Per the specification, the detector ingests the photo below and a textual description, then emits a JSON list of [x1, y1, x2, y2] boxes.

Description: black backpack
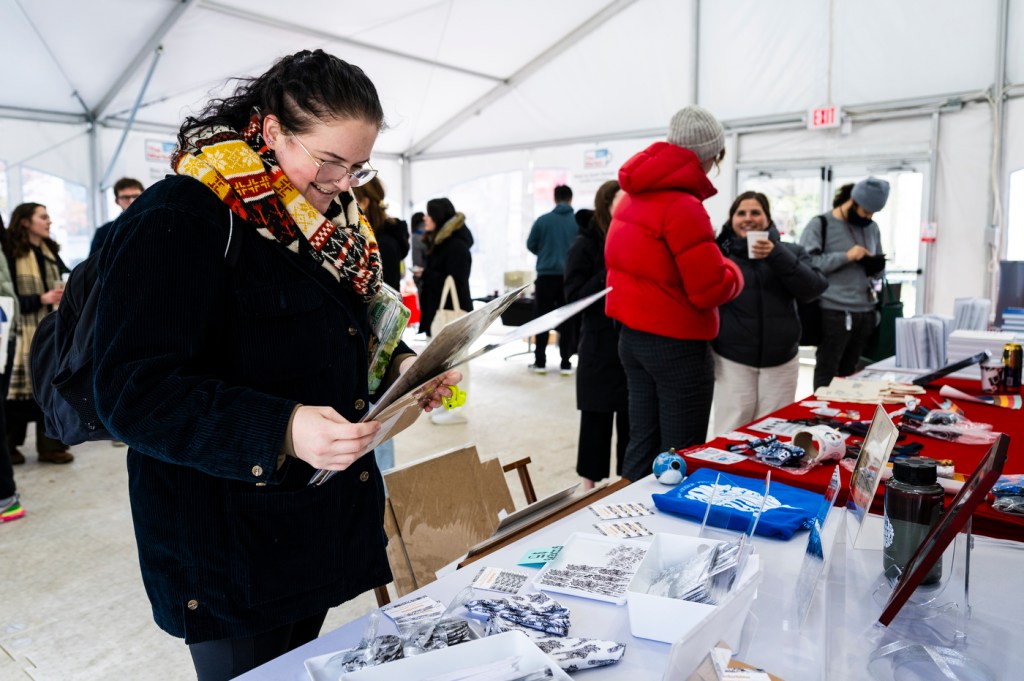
[[30, 212, 243, 445], [797, 215, 827, 346]]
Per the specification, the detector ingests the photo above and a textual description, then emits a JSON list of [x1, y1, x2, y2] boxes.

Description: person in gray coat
[[799, 178, 889, 389]]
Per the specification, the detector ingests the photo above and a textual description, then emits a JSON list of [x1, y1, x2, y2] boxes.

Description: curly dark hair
[[178, 49, 385, 145], [719, 191, 773, 239], [5, 203, 61, 259]]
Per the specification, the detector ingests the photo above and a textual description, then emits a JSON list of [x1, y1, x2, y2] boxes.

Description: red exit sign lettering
[[808, 105, 841, 130]]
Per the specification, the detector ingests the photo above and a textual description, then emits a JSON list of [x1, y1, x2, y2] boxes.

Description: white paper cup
[[746, 231, 769, 258]]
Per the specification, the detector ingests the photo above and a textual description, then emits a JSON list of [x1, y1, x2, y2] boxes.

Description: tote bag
[[430, 275, 467, 337], [863, 277, 903, 362]]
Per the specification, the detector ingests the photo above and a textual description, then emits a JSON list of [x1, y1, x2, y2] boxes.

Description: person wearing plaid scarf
[[92, 50, 459, 680]]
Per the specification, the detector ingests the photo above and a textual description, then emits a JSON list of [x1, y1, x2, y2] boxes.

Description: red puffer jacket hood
[[604, 142, 743, 340]]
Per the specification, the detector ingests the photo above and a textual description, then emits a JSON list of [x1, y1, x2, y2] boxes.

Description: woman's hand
[[290, 406, 381, 470], [420, 369, 463, 412], [40, 288, 63, 306], [846, 245, 870, 262], [749, 238, 774, 259]]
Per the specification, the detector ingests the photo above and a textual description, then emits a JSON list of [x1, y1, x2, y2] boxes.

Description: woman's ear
[[262, 115, 281, 147]]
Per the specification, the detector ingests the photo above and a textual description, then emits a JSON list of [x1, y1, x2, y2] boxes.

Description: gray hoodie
[[799, 213, 882, 313]]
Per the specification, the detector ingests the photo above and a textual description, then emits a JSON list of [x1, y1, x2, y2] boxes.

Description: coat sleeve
[[93, 205, 295, 484], [663, 196, 743, 310], [800, 216, 849, 274], [449, 242, 473, 312], [765, 243, 830, 303], [563, 237, 604, 303]]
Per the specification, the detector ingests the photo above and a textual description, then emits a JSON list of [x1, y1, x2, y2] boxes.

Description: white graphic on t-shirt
[[684, 483, 796, 513]]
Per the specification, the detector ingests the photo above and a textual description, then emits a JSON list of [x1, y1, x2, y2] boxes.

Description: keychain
[[441, 384, 467, 411]]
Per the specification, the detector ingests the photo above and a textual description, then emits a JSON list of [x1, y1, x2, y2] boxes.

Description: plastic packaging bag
[[367, 284, 411, 395]]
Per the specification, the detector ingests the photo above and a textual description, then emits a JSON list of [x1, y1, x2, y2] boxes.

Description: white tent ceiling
[[1, 0, 1020, 158], [2, 0, 1024, 316]]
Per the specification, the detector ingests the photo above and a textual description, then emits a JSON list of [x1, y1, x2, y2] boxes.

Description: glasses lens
[[349, 168, 378, 188], [315, 162, 348, 186]]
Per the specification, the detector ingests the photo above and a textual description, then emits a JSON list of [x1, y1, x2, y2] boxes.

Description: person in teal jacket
[[526, 184, 578, 374]]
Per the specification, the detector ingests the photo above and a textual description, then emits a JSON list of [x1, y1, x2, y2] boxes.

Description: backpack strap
[[818, 214, 828, 251]]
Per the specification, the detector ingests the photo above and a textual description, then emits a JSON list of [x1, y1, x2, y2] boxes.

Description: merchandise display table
[[680, 378, 1024, 541], [237, 476, 1024, 681]]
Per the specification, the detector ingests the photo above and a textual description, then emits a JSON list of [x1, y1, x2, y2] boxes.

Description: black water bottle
[[883, 457, 945, 585]]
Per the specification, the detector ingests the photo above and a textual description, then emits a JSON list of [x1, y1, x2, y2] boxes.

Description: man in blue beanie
[[526, 184, 578, 375], [800, 177, 890, 388]]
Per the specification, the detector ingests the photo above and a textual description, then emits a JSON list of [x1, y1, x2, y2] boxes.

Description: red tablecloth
[[678, 378, 1023, 541]]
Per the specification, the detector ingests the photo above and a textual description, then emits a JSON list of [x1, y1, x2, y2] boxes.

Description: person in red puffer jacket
[[605, 105, 743, 482]]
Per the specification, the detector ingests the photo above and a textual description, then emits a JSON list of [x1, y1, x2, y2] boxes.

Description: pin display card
[[593, 521, 653, 538], [472, 566, 529, 594], [589, 502, 653, 520]]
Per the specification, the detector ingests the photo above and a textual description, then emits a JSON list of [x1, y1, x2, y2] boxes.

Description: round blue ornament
[[652, 450, 687, 485]]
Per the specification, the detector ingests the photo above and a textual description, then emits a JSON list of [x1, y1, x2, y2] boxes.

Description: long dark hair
[[593, 180, 620, 235], [423, 198, 457, 252], [5, 203, 61, 259], [718, 191, 772, 239], [178, 49, 385, 145], [353, 176, 388, 229]]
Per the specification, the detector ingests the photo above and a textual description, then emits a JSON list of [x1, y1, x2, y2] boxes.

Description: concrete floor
[[0, 326, 813, 681]]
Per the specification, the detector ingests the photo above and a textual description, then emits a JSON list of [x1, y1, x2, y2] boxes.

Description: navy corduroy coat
[[93, 175, 396, 643]]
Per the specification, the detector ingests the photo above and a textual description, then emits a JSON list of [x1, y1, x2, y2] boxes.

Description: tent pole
[[401, 155, 412, 219], [89, 124, 104, 229], [100, 47, 164, 191], [691, 0, 700, 104], [921, 112, 940, 315], [987, 0, 1010, 308]]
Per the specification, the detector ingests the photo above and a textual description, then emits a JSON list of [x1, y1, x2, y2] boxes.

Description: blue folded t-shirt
[[652, 468, 823, 540]]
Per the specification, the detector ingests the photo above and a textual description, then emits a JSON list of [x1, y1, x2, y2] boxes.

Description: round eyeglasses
[[290, 135, 377, 188]]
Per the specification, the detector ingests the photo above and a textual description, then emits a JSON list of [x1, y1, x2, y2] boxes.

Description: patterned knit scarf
[[172, 113, 382, 300]]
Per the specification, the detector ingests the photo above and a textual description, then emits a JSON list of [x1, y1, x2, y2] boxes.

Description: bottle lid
[[891, 457, 938, 486]]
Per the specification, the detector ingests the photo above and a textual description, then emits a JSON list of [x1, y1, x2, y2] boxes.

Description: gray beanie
[[851, 177, 891, 213], [667, 105, 725, 164]]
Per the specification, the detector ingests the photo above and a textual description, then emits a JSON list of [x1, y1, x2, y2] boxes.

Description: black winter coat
[[564, 219, 627, 413], [375, 217, 410, 290], [712, 224, 828, 368], [419, 216, 473, 335], [93, 176, 402, 643]]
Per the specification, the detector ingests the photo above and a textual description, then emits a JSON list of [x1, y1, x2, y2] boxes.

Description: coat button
[[359, 471, 370, 482], [354, 399, 366, 411], [251, 465, 263, 477], [348, 326, 357, 336], [187, 599, 199, 611]]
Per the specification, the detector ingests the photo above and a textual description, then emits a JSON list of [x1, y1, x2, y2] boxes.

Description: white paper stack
[[1003, 308, 1024, 334], [947, 329, 1021, 365], [894, 315, 953, 368], [953, 297, 991, 331]]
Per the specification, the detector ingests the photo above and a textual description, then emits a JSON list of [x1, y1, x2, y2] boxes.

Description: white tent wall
[[932, 102, 995, 317], [1005, 97, 1024, 260]]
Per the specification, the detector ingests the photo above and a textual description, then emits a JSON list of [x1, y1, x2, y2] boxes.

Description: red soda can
[[1003, 343, 1023, 391]]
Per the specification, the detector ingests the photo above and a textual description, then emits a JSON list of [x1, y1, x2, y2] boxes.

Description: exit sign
[[808, 105, 841, 130]]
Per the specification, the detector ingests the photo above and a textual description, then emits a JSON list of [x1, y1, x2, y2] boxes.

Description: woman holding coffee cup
[[712, 192, 828, 432]]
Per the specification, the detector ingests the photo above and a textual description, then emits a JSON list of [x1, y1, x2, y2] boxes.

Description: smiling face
[[730, 198, 769, 238], [263, 115, 379, 214]]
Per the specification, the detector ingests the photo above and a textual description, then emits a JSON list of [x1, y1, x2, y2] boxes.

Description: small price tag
[[518, 546, 563, 567]]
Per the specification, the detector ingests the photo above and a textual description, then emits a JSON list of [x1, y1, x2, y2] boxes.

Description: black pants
[[576, 410, 629, 482], [188, 611, 327, 681], [618, 327, 713, 482], [532, 274, 576, 366], [5, 398, 67, 456], [0, 338, 16, 499], [813, 309, 877, 389]]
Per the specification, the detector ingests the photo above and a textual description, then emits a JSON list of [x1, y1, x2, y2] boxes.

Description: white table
[[237, 476, 1024, 681]]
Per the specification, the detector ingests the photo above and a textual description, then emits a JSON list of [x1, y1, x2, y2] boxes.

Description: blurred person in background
[[564, 180, 629, 490], [3, 203, 72, 466], [0, 212, 24, 521]]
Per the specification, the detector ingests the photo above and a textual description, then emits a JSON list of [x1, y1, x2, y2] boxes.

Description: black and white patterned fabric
[[466, 592, 571, 637]]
